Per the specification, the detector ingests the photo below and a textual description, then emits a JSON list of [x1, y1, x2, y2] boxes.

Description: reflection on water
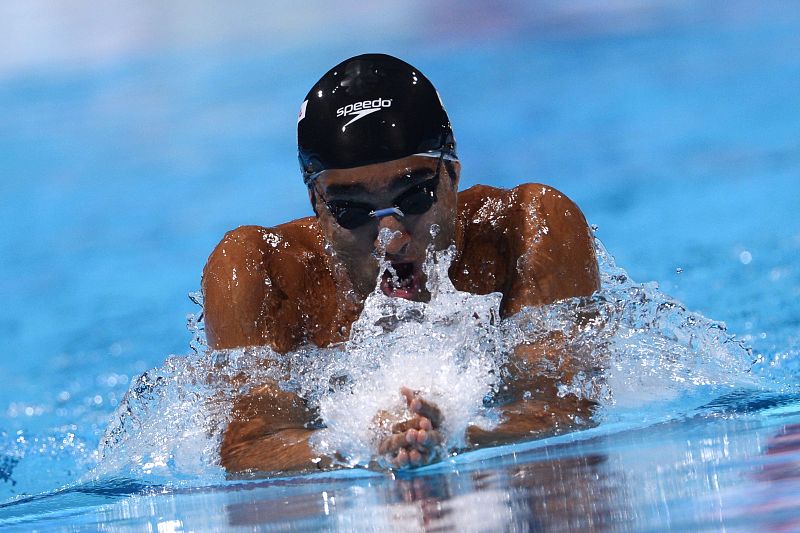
[[15, 398, 787, 532], [755, 423, 800, 482], [218, 408, 800, 532], [3, 394, 798, 530], [729, 423, 800, 532]]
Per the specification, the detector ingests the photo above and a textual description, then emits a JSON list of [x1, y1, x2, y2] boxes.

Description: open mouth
[[380, 262, 421, 299]]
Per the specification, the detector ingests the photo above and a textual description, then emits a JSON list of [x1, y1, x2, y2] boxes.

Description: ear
[[308, 187, 319, 217]]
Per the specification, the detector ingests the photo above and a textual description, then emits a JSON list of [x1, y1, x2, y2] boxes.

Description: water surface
[[1, 1, 799, 530]]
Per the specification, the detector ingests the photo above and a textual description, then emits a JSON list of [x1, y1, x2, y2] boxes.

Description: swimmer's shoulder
[[203, 217, 328, 300], [457, 182, 584, 221], [202, 217, 330, 351], [206, 217, 325, 262], [455, 182, 599, 310], [457, 182, 585, 244]]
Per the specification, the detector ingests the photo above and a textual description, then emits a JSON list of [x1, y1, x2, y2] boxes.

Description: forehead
[[315, 154, 438, 196]]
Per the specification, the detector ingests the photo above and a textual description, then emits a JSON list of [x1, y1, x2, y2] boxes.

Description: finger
[[399, 387, 443, 427], [400, 386, 417, 404], [394, 448, 409, 468], [415, 429, 444, 451], [416, 429, 428, 446], [410, 398, 443, 427], [391, 416, 431, 433], [419, 428, 444, 449], [378, 432, 407, 455], [408, 448, 424, 466]]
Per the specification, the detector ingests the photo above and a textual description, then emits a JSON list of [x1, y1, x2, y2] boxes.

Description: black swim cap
[[298, 53, 456, 184]]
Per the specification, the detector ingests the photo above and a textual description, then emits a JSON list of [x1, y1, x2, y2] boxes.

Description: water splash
[[93, 236, 777, 479], [507, 239, 767, 420], [92, 319, 283, 484], [306, 243, 509, 467]]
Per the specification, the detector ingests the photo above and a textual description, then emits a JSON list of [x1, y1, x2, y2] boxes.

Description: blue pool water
[[2, 1, 800, 530]]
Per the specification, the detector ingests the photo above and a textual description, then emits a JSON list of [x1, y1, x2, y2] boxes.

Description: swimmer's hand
[[376, 387, 444, 469]]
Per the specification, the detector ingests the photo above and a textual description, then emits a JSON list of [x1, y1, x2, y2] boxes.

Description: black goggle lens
[[325, 175, 439, 230], [396, 177, 438, 215], [328, 203, 373, 229]]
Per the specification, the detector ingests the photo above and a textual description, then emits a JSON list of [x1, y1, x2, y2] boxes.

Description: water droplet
[[739, 251, 752, 265]]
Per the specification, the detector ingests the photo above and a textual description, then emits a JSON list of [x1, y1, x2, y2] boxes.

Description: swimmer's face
[[310, 154, 460, 301]]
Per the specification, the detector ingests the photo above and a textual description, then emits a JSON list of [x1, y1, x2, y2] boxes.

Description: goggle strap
[[307, 151, 457, 183]]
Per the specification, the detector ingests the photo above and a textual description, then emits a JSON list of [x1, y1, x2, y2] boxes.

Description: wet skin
[[309, 154, 459, 301], [203, 154, 601, 474]]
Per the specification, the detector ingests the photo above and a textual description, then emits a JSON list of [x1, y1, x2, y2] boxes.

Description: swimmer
[[203, 54, 600, 473]]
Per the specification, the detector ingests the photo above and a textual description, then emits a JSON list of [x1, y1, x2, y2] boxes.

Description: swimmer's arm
[[203, 225, 340, 473], [205, 233, 324, 473], [466, 333, 597, 448], [220, 381, 332, 474], [465, 186, 600, 446], [466, 390, 595, 448]]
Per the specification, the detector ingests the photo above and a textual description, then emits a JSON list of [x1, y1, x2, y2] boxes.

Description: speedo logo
[[336, 98, 392, 129]]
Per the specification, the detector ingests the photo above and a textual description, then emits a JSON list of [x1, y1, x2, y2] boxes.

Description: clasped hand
[[375, 387, 445, 469]]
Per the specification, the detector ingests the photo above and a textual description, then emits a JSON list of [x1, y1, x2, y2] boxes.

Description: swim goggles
[[313, 151, 455, 230]]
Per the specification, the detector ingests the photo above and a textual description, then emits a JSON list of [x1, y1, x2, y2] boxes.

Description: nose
[[374, 215, 411, 257]]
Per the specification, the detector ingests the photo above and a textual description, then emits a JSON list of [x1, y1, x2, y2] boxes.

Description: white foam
[[306, 244, 509, 467], [95, 235, 770, 479]]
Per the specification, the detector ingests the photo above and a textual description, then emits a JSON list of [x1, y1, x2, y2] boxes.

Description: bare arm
[[453, 183, 599, 314], [202, 224, 337, 473], [467, 333, 597, 448], [375, 185, 602, 463], [202, 225, 309, 352], [220, 381, 327, 474], [376, 335, 597, 463], [458, 184, 601, 447]]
